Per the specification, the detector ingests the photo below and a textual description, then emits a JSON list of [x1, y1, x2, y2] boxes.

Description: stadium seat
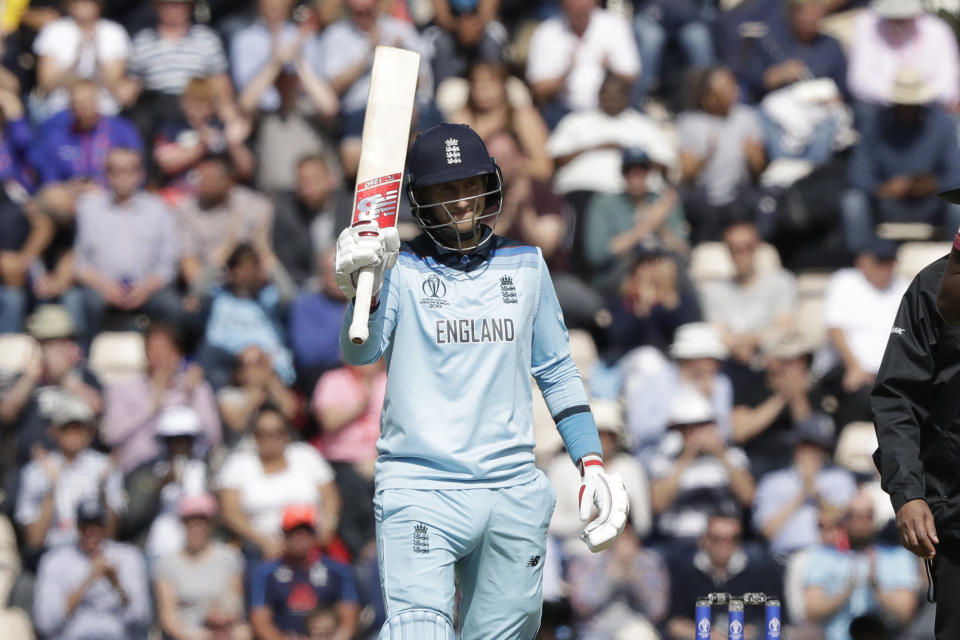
[[895, 241, 951, 283], [688, 241, 782, 286], [834, 422, 878, 476], [794, 271, 833, 351], [876, 222, 936, 242], [0, 334, 37, 377], [88, 331, 147, 384], [568, 329, 598, 382]]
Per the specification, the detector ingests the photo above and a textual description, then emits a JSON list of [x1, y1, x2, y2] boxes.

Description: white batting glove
[[334, 220, 400, 300], [578, 454, 629, 552]]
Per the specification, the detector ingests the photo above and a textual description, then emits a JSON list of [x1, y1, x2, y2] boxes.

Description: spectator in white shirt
[[525, 0, 640, 129], [32, 0, 131, 119], [820, 238, 909, 428]]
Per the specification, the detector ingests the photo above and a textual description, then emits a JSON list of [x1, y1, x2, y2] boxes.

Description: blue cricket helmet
[[406, 123, 503, 252]]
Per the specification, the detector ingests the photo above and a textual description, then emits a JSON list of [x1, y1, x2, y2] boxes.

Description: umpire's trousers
[[933, 544, 960, 639]]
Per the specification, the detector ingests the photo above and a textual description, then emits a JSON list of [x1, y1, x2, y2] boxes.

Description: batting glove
[[334, 220, 400, 300], [578, 454, 629, 552]]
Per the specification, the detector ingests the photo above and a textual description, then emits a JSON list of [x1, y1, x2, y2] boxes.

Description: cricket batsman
[[334, 123, 629, 639]]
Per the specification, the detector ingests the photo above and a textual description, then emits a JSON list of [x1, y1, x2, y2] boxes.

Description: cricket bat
[[348, 46, 421, 345]]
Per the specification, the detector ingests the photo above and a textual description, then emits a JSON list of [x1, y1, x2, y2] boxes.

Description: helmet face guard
[[407, 165, 503, 253]]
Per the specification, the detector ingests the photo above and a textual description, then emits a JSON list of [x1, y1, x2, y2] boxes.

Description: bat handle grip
[[349, 268, 376, 344]]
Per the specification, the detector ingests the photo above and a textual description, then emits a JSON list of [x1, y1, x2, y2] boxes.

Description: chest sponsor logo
[[500, 275, 518, 304], [420, 274, 449, 309], [436, 318, 515, 344]]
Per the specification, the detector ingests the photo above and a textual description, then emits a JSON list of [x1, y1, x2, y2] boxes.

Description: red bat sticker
[[354, 172, 403, 228]]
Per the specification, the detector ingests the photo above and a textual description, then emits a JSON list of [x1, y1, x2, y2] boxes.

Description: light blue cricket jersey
[[340, 234, 600, 491]]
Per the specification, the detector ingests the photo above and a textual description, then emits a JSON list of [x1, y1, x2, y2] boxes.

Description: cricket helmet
[[406, 123, 503, 251]]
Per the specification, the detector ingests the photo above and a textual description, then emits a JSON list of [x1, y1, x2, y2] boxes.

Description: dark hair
[[685, 65, 724, 111], [252, 402, 289, 433], [144, 321, 185, 355], [226, 243, 259, 270], [197, 152, 235, 177], [296, 153, 329, 171]]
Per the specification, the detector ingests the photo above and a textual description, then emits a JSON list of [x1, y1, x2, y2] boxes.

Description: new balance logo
[[413, 522, 430, 554], [526, 555, 541, 567]]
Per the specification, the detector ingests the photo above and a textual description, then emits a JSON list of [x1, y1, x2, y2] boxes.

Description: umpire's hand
[[897, 499, 939, 559]]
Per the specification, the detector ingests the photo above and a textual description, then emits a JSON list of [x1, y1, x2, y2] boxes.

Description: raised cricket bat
[[348, 46, 421, 345]]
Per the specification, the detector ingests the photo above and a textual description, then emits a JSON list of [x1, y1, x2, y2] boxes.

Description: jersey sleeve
[[340, 266, 400, 365], [530, 252, 601, 464]]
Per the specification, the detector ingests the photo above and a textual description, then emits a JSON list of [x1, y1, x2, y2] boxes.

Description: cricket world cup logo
[[729, 619, 744, 640], [697, 619, 711, 637], [423, 275, 447, 298], [768, 617, 781, 638]]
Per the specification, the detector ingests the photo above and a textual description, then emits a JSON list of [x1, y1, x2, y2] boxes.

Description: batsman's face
[[420, 175, 487, 233]]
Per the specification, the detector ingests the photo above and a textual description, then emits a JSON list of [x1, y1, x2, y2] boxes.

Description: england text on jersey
[[435, 318, 515, 344]]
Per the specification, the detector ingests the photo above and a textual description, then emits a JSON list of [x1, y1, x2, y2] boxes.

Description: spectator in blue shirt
[[842, 67, 960, 253], [34, 80, 143, 186], [0, 91, 36, 193], [288, 250, 347, 393], [250, 503, 360, 640]]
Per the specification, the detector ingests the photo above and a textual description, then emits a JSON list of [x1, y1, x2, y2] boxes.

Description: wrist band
[[578, 454, 604, 477]]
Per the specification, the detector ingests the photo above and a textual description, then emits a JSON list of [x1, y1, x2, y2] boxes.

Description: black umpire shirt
[[873, 256, 960, 545]]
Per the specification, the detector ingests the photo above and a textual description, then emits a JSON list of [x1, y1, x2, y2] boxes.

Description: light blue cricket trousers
[[374, 471, 557, 640]]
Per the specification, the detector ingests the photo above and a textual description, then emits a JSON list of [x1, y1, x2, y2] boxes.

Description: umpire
[[873, 188, 960, 639]]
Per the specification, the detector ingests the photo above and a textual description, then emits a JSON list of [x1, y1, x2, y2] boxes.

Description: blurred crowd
[[0, 0, 957, 638]]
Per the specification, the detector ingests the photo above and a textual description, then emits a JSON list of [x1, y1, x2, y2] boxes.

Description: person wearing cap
[[33, 497, 149, 640], [0, 304, 103, 474], [700, 218, 797, 370], [648, 386, 755, 541], [847, 0, 959, 107], [15, 392, 124, 553], [154, 492, 250, 640], [872, 243, 960, 637], [821, 237, 909, 427], [623, 322, 733, 461], [101, 321, 219, 473], [842, 66, 960, 254], [753, 412, 856, 557], [250, 503, 359, 640], [731, 331, 828, 477], [334, 121, 628, 639], [583, 145, 686, 294], [799, 489, 921, 640], [547, 399, 652, 556]]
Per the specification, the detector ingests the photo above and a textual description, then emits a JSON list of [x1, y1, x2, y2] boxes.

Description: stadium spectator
[[248, 58, 338, 195], [424, 0, 506, 85], [153, 77, 255, 204], [0, 191, 49, 334], [125, 406, 211, 560], [583, 147, 685, 294], [287, 250, 347, 393], [547, 399, 651, 555], [196, 244, 295, 389], [314, 0, 431, 179], [842, 67, 960, 253], [0, 514, 32, 640], [664, 511, 781, 640], [677, 66, 766, 243], [124, 0, 233, 141], [648, 386, 754, 541], [67, 147, 181, 343], [304, 606, 342, 640], [565, 520, 667, 639], [800, 490, 920, 640], [153, 493, 249, 640], [753, 414, 857, 557], [622, 322, 730, 460], [547, 73, 672, 207], [32, 0, 131, 119], [847, 0, 960, 108], [230, 0, 309, 114], [525, 0, 639, 128], [28, 185, 80, 310], [250, 503, 359, 640], [33, 498, 150, 640], [820, 238, 908, 428], [175, 153, 279, 296], [217, 405, 340, 567], [0, 305, 102, 481], [271, 156, 350, 287], [34, 80, 143, 185], [14, 393, 124, 553], [630, 0, 715, 104], [699, 218, 797, 368], [732, 332, 826, 478], [447, 61, 553, 180], [217, 345, 299, 447], [0, 89, 36, 192], [101, 322, 219, 472]]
